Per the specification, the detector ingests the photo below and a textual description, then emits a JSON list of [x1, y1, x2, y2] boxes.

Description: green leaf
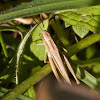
[[64, 22, 71, 28], [72, 25, 89, 38], [59, 5, 100, 34], [24, 86, 36, 99], [0, 0, 100, 23], [31, 20, 49, 61]]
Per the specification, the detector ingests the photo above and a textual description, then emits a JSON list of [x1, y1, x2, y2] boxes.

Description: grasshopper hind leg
[[48, 56, 61, 83]]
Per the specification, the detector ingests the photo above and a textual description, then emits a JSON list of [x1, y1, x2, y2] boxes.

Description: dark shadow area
[[35, 76, 100, 100]]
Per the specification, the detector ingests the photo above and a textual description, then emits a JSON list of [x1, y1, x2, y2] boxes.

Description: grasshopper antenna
[[40, 14, 45, 30], [33, 18, 44, 32]]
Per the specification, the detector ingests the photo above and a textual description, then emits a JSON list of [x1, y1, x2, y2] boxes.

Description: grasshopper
[[34, 19, 80, 85]]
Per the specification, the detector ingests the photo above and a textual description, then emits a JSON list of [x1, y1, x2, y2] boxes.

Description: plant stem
[[1, 64, 52, 100], [67, 33, 100, 57], [0, 87, 33, 100], [73, 57, 100, 67]]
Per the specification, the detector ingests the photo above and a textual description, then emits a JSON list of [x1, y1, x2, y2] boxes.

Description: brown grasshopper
[[34, 19, 80, 85]]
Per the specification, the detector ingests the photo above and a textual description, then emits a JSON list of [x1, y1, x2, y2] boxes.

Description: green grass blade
[[0, 0, 100, 23], [9, 21, 28, 34], [0, 87, 33, 100], [16, 24, 37, 84], [76, 66, 100, 90], [0, 32, 8, 58], [0, 26, 17, 32]]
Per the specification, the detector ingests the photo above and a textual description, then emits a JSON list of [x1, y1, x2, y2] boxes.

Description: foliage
[[0, 0, 100, 100]]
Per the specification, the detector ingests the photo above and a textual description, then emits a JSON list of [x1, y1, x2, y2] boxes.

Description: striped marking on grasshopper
[[35, 20, 80, 85]]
